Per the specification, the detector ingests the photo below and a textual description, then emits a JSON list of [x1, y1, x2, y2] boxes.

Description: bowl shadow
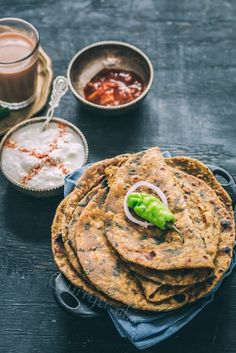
[[73, 97, 154, 161], [3, 183, 62, 244]]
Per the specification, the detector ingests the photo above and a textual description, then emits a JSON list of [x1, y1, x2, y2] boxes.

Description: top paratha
[[105, 147, 214, 271]]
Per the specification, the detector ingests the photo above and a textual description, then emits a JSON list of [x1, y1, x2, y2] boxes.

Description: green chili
[[127, 192, 183, 241], [0, 107, 10, 118]]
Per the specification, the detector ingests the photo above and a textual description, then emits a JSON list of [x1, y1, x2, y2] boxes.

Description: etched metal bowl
[[0, 117, 89, 198], [67, 41, 154, 115]]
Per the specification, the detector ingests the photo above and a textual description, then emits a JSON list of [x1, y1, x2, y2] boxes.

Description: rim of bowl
[[67, 40, 154, 110], [0, 117, 89, 193]]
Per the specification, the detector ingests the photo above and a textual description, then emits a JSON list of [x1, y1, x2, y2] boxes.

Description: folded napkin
[[64, 153, 236, 350]]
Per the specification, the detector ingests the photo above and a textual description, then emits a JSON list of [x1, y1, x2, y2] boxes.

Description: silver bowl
[[0, 117, 89, 197], [67, 41, 154, 115]]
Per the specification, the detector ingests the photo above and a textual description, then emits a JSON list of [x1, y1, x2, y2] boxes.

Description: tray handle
[[207, 164, 236, 209], [53, 273, 100, 318]]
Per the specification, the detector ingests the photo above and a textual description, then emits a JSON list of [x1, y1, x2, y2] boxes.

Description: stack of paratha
[[51, 147, 235, 311]]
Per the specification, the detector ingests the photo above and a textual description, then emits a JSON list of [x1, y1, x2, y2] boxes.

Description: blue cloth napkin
[[64, 154, 236, 350]]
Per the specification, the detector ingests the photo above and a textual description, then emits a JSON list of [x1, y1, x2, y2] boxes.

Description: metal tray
[[53, 164, 236, 318]]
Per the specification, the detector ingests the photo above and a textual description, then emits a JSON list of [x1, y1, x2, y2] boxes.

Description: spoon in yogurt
[[42, 76, 68, 131]]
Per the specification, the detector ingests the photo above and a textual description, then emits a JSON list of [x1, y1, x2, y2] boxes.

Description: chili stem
[[167, 223, 184, 243]]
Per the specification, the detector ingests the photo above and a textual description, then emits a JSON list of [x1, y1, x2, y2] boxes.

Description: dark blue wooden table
[[1, 1, 236, 352]]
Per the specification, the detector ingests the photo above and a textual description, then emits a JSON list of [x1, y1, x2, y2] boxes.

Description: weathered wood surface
[[1, 0, 236, 352]]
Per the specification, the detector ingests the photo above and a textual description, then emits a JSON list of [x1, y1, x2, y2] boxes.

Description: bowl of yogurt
[[0, 117, 88, 197]]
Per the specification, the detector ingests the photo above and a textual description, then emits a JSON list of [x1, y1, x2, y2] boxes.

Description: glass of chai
[[0, 18, 40, 110]]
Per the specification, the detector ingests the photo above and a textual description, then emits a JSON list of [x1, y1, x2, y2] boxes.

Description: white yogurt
[[1, 121, 86, 190]]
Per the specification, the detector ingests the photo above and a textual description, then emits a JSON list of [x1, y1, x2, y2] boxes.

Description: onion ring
[[123, 181, 168, 228]]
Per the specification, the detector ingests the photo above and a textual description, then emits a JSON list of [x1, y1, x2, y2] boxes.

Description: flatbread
[[51, 195, 122, 307], [160, 199, 235, 307], [135, 159, 235, 305], [51, 148, 235, 312], [64, 162, 195, 303], [132, 169, 224, 286], [105, 147, 214, 271], [166, 157, 232, 209], [138, 276, 189, 303], [104, 154, 233, 289], [55, 153, 130, 284], [64, 182, 106, 275], [75, 188, 197, 311], [75, 185, 235, 311]]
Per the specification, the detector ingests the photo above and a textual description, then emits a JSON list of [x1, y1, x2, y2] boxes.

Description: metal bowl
[[67, 41, 154, 115], [0, 117, 89, 198]]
